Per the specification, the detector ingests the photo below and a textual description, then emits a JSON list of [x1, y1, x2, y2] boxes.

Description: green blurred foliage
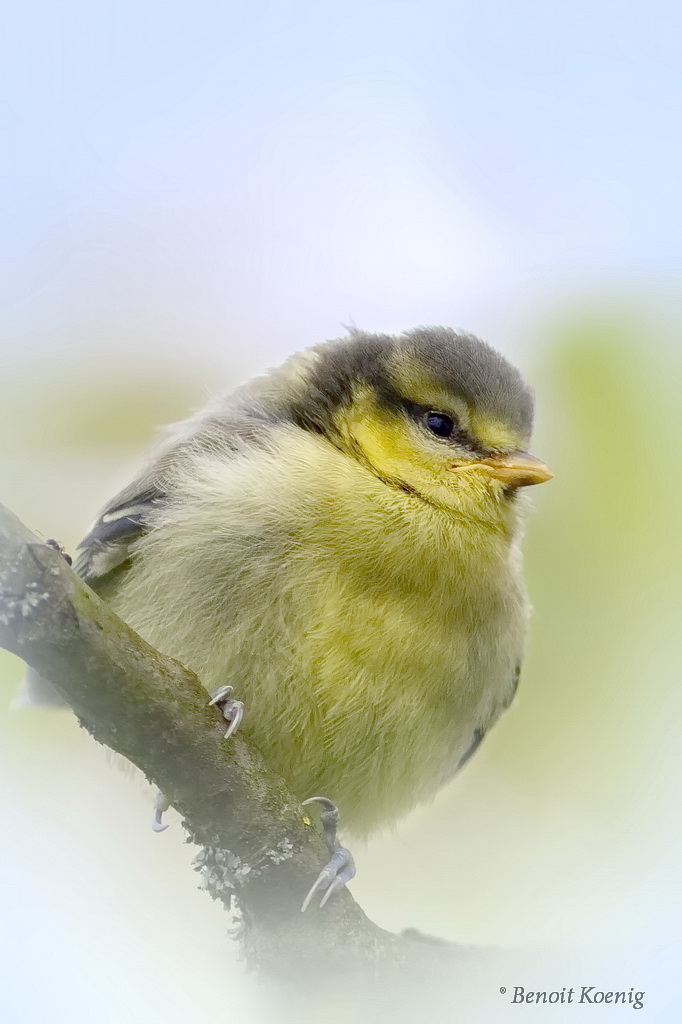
[[495, 314, 682, 814], [2, 364, 206, 452]]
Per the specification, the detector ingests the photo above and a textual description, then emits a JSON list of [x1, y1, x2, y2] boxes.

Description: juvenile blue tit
[[23, 327, 551, 904]]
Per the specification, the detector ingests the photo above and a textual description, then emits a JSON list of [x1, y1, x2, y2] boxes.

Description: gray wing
[[74, 399, 277, 590], [17, 399, 276, 706], [74, 483, 167, 588], [17, 480, 168, 707]]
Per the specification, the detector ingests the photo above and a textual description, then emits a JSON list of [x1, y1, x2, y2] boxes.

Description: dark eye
[[424, 411, 456, 439]]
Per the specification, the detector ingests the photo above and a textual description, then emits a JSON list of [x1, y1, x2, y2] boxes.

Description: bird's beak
[[455, 451, 554, 488]]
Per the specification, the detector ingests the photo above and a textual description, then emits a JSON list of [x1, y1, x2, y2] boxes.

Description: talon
[[319, 871, 352, 908], [223, 701, 244, 739], [302, 795, 339, 815], [301, 870, 332, 913], [209, 685, 245, 739], [152, 791, 170, 833], [300, 796, 356, 912], [208, 684, 234, 706]]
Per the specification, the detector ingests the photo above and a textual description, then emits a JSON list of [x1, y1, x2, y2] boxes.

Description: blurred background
[[1, 1, 681, 1020]]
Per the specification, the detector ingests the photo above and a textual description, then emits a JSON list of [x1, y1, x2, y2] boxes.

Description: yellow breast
[[110, 427, 528, 836]]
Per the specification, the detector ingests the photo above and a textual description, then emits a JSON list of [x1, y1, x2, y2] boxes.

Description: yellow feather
[[108, 423, 529, 837]]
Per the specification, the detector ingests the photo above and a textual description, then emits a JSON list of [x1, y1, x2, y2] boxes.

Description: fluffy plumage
[[26, 327, 546, 837]]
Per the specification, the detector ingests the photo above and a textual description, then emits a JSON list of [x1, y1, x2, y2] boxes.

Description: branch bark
[[0, 501, 460, 978]]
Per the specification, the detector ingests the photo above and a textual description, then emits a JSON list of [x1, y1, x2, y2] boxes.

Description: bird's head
[[270, 326, 552, 527]]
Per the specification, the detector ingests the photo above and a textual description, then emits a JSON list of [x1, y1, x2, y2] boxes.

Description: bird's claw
[[301, 846, 356, 911], [152, 685, 245, 832], [300, 796, 356, 912], [209, 685, 245, 739]]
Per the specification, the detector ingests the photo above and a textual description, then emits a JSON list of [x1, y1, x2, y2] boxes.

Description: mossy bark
[[0, 502, 459, 978]]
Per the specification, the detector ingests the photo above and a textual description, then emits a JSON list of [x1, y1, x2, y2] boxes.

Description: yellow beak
[[455, 451, 554, 488]]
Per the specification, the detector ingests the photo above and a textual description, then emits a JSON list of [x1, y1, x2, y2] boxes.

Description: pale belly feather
[[240, 564, 526, 837], [109, 434, 528, 837]]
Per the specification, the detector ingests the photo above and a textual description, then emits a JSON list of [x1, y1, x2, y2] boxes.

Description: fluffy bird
[[25, 326, 552, 905]]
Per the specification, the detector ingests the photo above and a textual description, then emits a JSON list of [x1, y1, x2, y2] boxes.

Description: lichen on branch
[[0, 501, 456, 976]]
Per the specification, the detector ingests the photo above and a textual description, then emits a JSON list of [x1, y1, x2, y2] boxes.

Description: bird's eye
[[424, 412, 456, 439]]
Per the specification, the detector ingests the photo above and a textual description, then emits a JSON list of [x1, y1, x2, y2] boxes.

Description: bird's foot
[[208, 684, 245, 739], [300, 796, 356, 912], [152, 685, 245, 831]]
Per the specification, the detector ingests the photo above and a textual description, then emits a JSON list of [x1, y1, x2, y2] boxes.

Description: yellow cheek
[[335, 389, 441, 486], [359, 423, 439, 490]]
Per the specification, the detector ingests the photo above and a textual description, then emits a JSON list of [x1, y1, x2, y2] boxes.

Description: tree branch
[[0, 501, 460, 978]]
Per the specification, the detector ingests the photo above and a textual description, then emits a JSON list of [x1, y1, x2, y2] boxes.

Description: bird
[[22, 326, 552, 907]]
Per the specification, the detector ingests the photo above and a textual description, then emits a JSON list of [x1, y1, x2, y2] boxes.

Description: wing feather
[[74, 486, 166, 586]]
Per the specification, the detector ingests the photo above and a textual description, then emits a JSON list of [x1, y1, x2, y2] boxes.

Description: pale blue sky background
[[1, 0, 680, 378], [1, 2, 681, 1021]]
